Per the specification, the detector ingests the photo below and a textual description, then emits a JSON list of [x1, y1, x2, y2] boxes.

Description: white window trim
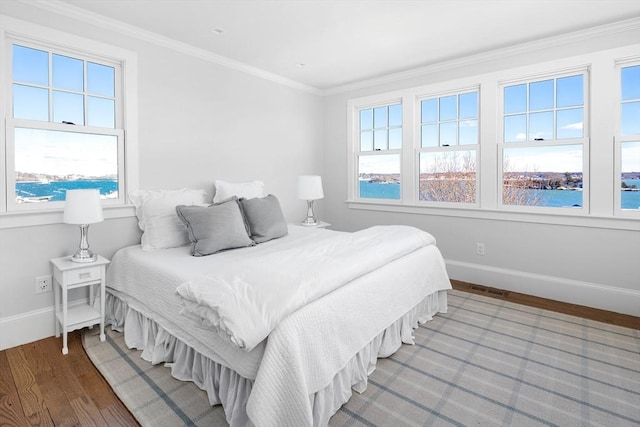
[[415, 85, 481, 208], [0, 15, 138, 229], [346, 44, 640, 231], [497, 66, 590, 214], [614, 56, 640, 219]]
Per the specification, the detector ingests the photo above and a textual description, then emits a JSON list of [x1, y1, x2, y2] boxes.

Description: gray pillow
[[176, 197, 254, 256], [239, 194, 288, 243]]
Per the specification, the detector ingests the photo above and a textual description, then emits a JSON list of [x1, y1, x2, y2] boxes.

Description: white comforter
[[176, 225, 436, 352]]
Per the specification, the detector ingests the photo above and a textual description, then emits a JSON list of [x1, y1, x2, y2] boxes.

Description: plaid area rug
[[83, 290, 640, 426]]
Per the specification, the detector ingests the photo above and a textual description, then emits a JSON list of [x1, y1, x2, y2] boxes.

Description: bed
[[104, 186, 451, 426]]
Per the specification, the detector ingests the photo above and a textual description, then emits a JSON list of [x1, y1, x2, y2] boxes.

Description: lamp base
[[301, 200, 319, 226], [301, 218, 319, 226], [70, 249, 97, 263], [71, 224, 97, 262]]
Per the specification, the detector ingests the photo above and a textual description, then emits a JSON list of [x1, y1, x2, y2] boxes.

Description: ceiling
[[52, 0, 640, 91]]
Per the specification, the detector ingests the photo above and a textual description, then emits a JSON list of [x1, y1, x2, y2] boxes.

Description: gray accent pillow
[[176, 197, 254, 256], [239, 194, 288, 243]]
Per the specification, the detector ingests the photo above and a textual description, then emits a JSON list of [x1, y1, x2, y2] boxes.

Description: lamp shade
[[63, 189, 104, 225], [297, 175, 324, 200]]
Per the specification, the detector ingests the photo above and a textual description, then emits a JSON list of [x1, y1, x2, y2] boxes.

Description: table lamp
[[63, 189, 104, 263], [297, 175, 324, 226]]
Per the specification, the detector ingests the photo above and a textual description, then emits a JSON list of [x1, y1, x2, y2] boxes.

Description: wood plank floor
[[0, 329, 139, 427], [1, 282, 637, 426]]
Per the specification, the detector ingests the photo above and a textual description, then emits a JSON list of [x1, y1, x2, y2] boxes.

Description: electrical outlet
[[476, 242, 486, 256], [35, 275, 52, 294]]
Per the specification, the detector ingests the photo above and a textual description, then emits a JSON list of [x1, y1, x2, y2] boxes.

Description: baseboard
[[0, 299, 88, 351], [446, 259, 640, 317]]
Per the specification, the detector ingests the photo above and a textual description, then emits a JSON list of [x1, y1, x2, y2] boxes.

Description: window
[[418, 89, 479, 204], [500, 71, 587, 210], [617, 63, 640, 213], [356, 102, 402, 200], [7, 40, 123, 211], [1, 17, 137, 224], [347, 43, 638, 228]]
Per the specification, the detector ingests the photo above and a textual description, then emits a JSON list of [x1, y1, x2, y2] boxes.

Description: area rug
[[83, 289, 640, 426]]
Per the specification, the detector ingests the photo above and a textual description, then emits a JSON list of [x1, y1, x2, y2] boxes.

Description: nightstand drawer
[[64, 265, 102, 285]]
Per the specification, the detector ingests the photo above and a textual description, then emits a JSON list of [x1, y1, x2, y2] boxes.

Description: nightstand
[[51, 255, 110, 355], [296, 221, 331, 229]]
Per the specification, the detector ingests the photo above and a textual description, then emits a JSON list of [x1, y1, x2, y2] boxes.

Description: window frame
[[497, 67, 590, 214], [614, 57, 640, 218], [349, 96, 405, 203], [0, 15, 138, 228], [416, 86, 480, 208]]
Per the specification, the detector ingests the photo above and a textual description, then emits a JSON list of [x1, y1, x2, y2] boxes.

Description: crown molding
[[323, 16, 640, 96], [19, 0, 322, 96]]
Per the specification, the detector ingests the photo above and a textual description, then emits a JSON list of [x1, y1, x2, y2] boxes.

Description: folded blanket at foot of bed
[[176, 225, 437, 352]]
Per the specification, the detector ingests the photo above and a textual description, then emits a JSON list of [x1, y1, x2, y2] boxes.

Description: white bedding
[[106, 224, 452, 426], [177, 225, 436, 352]]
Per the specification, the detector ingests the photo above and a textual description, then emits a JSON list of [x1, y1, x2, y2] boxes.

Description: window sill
[[0, 204, 136, 229], [346, 200, 640, 231]]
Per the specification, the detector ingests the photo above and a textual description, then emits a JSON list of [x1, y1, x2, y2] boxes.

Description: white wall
[[0, 2, 323, 349], [322, 25, 640, 316]]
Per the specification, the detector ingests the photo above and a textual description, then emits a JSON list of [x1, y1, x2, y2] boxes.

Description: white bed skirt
[[105, 290, 448, 426]]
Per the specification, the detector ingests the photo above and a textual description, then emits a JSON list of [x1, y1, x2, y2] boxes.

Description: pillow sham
[[129, 188, 207, 250], [239, 194, 288, 243], [176, 197, 254, 256], [213, 180, 264, 203]]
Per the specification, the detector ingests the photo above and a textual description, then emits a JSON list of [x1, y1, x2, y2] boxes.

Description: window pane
[[12, 45, 48, 85], [421, 124, 438, 147], [360, 131, 373, 151], [15, 128, 118, 203], [459, 120, 478, 145], [373, 106, 387, 128], [87, 62, 115, 97], [13, 84, 49, 121], [374, 129, 387, 150], [53, 91, 84, 125], [439, 95, 457, 121], [440, 122, 457, 146], [504, 84, 526, 114], [503, 145, 583, 207], [557, 108, 583, 139], [358, 154, 400, 200], [53, 54, 83, 91], [529, 79, 554, 111], [389, 128, 402, 150], [529, 111, 553, 141], [87, 97, 115, 128], [421, 98, 437, 123], [621, 141, 640, 210], [621, 102, 640, 136], [360, 109, 373, 130], [459, 92, 478, 119], [557, 75, 583, 108], [504, 114, 526, 142], [621, 65, 640, 101], [388, 104, 402, 127], [419, 151, 476, 203]]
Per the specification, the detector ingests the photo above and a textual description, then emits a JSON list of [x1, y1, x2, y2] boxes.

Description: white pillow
[[213, 180, 264, 203], [129, 188, 207, 250]]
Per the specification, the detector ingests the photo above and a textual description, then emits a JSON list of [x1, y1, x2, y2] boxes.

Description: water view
[[359, 179, 640, 209], [16, 179, 117, 203]]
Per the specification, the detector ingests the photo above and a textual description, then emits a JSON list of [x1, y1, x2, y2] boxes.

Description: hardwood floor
[[451, 279, 640, 330], [0, 329, 139, 427], [1, 283, 637, 426]]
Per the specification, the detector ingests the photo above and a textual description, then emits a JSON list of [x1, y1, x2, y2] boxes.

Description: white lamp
[[63, 189, 104, 263], [297, 175, 324, 226]]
